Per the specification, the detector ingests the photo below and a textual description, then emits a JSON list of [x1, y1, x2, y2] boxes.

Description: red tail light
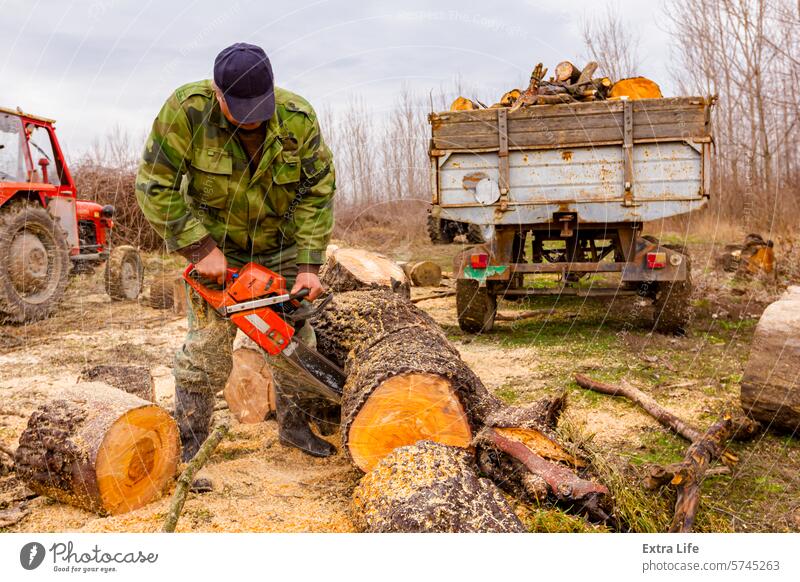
[[646, 252, 666, 269], [470, 253, 489, 268]]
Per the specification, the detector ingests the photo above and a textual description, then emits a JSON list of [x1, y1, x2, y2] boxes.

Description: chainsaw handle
[[289, 288, 310, 302]]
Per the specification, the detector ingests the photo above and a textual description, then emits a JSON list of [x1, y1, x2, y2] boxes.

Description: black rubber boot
[[275, 387, 336, 458], [174, 388, 215, 492]]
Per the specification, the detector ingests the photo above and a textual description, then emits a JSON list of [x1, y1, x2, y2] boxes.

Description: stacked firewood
[[450, 60, 662, 112]]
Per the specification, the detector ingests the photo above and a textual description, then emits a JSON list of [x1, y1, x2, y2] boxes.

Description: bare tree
[[581, 3, 641, 80]]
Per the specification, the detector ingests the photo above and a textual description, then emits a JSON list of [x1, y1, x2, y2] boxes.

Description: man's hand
[[194, 246, 228, 285], [291, 271, 323, 301]]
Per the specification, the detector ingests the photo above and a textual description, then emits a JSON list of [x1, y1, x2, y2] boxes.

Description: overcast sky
[[1, 0, 673, 160]]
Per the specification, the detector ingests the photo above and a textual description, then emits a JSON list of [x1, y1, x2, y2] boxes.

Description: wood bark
[[14, 383, 179, 515], [319, 248, 410, 298], [741, 288, 800, 433], [79, 365, 156, 403], [352, 441, 525, 533]]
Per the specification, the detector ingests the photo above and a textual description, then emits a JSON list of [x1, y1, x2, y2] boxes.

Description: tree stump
[[352, 441, 525, 533], [14, 383, 179, 515], [224, 348, 275, 424], [741, 287, 800, 434], [319, 248, 409, 298], [79, 365, 156, 403]]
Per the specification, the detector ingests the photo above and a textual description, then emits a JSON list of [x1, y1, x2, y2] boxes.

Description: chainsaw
[[183, 262, 344, 403]]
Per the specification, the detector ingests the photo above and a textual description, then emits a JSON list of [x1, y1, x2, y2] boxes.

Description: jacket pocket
[[189, 147, 232, 208], [273, 150, 301, 185]]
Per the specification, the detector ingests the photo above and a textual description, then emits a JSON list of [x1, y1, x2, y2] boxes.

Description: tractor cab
[[0, 106, 143, 323]]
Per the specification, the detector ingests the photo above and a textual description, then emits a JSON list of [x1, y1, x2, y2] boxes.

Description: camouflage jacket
[[135, 79, 335, 264]]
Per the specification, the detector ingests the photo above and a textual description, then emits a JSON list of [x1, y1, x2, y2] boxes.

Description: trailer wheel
[[105, 245, 143, 301], [427, 215, 454, 245], [456, 278, 496, 334], [0, 201, 71, 323], [465, 224, 485, 244], [652, 248, 692, 335]]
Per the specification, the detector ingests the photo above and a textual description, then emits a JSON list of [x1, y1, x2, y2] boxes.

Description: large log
[[351, 441, 525, 532], [741, 287, 800, 434], [79, 365, 156, 403], [319, 248, 409, 298], [14, 383, 179, 515]]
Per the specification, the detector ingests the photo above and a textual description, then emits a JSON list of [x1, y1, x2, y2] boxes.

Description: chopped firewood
[[14, 383, 180, 515], [555, 61, 582, 83]]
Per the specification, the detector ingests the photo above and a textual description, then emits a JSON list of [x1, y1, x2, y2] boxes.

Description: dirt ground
[[1, 236, 799, 533]]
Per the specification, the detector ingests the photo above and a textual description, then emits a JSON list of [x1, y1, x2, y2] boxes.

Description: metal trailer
[[428, 96, 714, 333]]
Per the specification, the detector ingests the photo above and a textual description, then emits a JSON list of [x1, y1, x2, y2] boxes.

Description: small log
[[162, 422, 229, 533], [402, 261, 442, 287], [319, 248, 410, 298], [224, 348, 275, 424], [14, 383, 180, 515], [555, 61, 581, 83], [741, 287, 800, 434], [79, 365, 156, 403], [351, 441, 525, 533], [495, 309, 577, 322]]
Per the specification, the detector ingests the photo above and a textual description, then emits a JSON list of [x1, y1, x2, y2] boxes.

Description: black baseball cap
[[213, 43, 275, 124]]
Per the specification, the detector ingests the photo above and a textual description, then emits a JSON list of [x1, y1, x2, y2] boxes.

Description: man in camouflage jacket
[[135, 43, 337, 482]]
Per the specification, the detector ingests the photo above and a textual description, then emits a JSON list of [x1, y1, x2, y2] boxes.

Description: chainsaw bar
[[222, 292, 294, 315], [277, 339, 345, 403]]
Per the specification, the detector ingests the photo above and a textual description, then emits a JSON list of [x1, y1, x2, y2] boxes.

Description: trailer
[[428, 96, 714, 333]]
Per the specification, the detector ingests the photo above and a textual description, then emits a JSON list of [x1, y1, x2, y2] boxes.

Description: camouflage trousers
[[173, 244, 317, 459]]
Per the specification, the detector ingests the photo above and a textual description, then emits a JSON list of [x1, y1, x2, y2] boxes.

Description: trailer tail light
[[646, 251, 667, 269], [470, 253, 489, 268]]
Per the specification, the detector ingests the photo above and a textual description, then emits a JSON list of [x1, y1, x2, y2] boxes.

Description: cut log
[[609, 77, 663, 100], [555, 61, 581, 83], [450, 96, 478, 111], [319, 248, 409, 298], [148, 273, 175, 309], [14, 383, 179, 515], [741, 287, 800, 434], [402, 261, 442, 287], [79, 365, 155, 403], [224, 348, 275, 424], [312, 289, 499, 471], [351, 441, 525, 533], [171, 276, 187, 315]]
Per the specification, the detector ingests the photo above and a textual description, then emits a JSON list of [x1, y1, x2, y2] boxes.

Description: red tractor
[[0, 106, 143, 323]]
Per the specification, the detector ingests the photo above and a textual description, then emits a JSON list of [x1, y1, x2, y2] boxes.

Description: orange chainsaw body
[[183, 263, 296, 355]]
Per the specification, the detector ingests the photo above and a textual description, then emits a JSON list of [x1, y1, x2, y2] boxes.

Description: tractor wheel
[[105, 245, 143, 301], [0, 201, 71, 323], [652, 247, 693, 335], [465, 223, 485, 244], [456, 278, 497, 334], [427, 215, 454, 245]]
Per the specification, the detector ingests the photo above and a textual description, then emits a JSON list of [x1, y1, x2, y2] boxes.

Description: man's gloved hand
[[195, 246, 228, 285], [291, 271, 323, 300]]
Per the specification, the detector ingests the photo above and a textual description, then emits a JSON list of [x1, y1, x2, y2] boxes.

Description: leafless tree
[[581, 3, 641, 80]]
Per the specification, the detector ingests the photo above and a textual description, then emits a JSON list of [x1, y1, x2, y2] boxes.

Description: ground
[[1, 234, 798, 533]]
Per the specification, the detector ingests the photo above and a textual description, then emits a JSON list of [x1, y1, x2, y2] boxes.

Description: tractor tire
[[456, 278, 497, 334], [105, 245, 143, 301], [465, 223, 485, 244], [652, 247, 693, 335], [0, 201, 71, 323], [427, 215, 454, 245]]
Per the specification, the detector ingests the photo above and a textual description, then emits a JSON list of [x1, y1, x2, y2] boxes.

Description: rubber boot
[[275, 387, 336, 458], [174, 388, 215, 492]]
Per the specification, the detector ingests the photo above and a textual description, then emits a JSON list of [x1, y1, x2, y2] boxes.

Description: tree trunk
[[79, 365, 156, 403], [319, 248, 410, 298], [741, 288, 800, 433], [14, 383, 179, 515], [352, 441, 525, 532]]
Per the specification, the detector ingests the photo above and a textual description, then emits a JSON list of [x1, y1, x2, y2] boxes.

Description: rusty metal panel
[[436, 141, 707, 225]]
